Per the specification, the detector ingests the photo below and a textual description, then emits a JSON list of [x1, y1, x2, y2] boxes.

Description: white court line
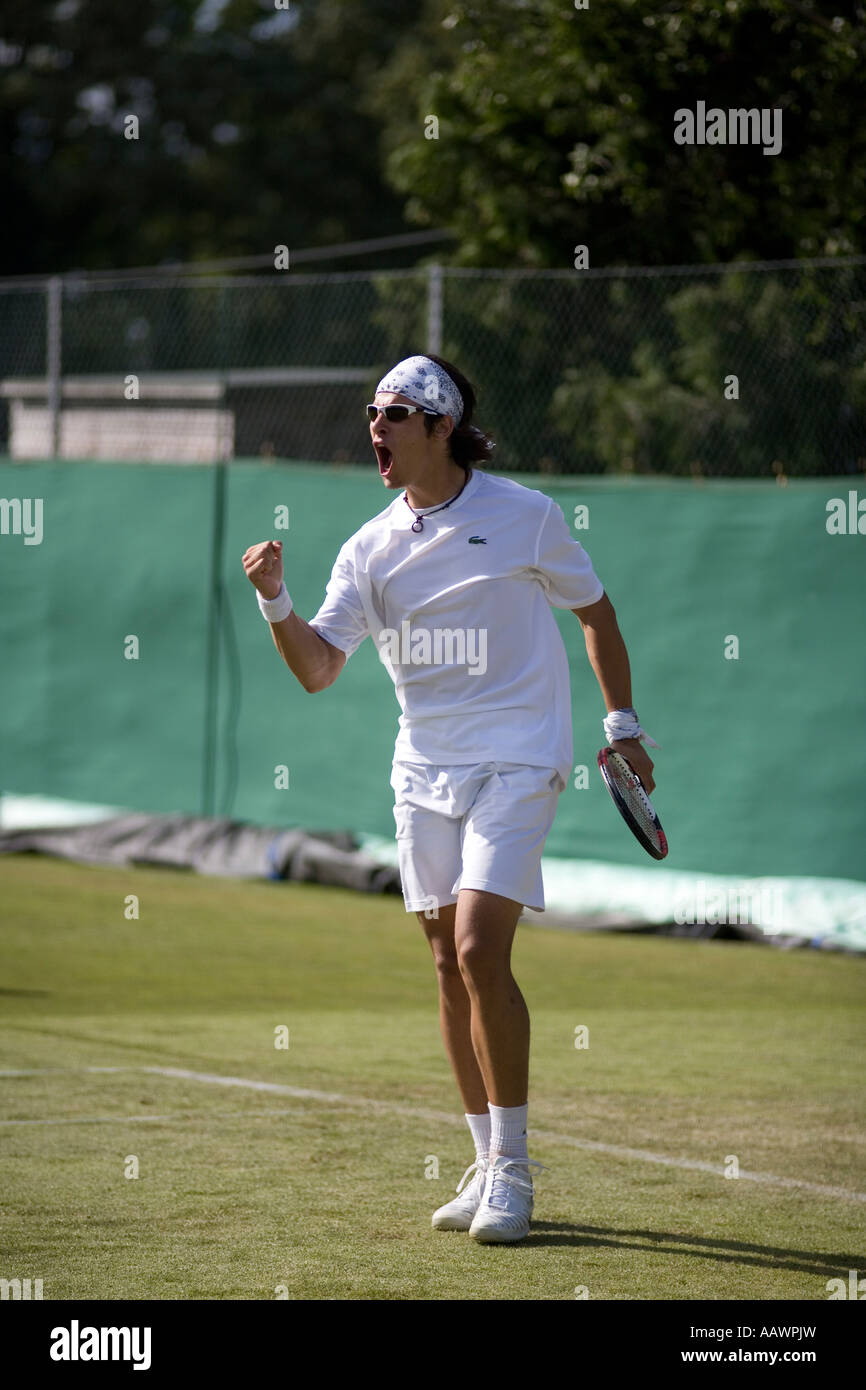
[[2, 1112, 185, 1126], [2, 1064, 865, 1204], [0, 1066, 130, 1075], [0, 1107, 305, 1127]]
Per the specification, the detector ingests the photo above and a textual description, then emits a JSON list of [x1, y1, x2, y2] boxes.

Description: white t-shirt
[[309, 468, 604, 785]]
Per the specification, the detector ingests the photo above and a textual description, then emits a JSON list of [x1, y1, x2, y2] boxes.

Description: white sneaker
[[432, 1158, 489, 1231], [468, 1156, 547, 1243]]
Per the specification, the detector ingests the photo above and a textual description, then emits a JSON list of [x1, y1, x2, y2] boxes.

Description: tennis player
[[242, 354, 656, 1243]]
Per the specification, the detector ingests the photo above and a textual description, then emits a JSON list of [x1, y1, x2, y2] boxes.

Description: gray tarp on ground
[[3, 806, 864, 952], [0, 813, 403, 896]]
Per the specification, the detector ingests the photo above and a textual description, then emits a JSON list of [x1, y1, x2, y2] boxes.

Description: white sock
[[488, 1102, 529, 1163], [465, 1112, 491, 1163]]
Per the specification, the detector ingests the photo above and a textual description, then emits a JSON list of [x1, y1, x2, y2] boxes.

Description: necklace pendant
[[411, 517, 424, 533]]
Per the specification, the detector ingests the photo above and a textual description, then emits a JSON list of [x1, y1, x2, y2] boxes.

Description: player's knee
[[433, 950, 462, 985], [426, 935, 460, 978], [418, 917, 459, 978], [456, 935, 508, 989]]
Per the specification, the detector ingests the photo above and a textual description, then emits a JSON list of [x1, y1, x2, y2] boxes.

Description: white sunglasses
[[366, 403, 441, 423]]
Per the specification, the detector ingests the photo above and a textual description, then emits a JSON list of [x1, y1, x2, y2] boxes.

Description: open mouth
[[374, 444, 394, 477]]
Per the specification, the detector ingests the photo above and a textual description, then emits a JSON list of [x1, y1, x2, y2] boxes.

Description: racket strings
[[608, 760, 664, 848]]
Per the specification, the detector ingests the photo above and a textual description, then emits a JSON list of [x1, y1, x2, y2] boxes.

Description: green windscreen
[[1, 459, 864, 883]]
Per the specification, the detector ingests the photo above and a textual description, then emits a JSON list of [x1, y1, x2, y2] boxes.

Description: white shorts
[[390, 761, 565, 915]]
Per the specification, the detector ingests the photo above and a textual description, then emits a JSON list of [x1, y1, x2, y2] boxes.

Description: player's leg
[[418, 902, 488, 1115], [454, 762, 563, 1121], [452, 888, 528, 1112], [453, 765, 563, 1242], [393, 765, 490, 1113], [418, 902, 494, 1231], [455, 887, 545, 1242], [391, 768, 493, 1228]]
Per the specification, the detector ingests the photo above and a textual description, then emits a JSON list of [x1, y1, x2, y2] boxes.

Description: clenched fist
[[242, 540, 283, 600]]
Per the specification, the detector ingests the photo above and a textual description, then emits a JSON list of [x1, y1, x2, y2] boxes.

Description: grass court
[[1, 854, 863, 1301]]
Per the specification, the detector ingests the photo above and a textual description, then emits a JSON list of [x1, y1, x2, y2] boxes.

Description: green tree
[[371, 0, 866, 267], [0, 0, 416, 274]]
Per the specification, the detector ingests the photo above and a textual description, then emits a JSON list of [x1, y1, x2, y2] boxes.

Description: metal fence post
[[427, 262, 442, 356], [46, 276, 62, 457], [202, 282, 232, 819]]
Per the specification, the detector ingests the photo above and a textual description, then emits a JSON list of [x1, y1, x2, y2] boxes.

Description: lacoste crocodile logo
[[468, 536, 487, 544]]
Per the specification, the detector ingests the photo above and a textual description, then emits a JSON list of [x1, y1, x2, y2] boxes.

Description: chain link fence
[[1, 259, 864, 476]]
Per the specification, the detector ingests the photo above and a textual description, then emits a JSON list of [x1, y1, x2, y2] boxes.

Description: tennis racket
[[597, 748, 668, 860]]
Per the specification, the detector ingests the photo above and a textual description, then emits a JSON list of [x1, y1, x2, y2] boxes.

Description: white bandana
[[375, 355, 464, 425]]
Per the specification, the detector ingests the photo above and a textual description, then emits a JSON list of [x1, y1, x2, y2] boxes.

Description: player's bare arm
[[242, 539, 346, 693], [572, 591, 655, 793]]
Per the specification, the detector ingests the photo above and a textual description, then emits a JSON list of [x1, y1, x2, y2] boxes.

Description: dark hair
[[421, 354, 495, 470]]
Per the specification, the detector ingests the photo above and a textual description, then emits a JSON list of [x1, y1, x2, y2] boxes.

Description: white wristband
[[603, 707, 660, 749], [257, 581, 293, 623]]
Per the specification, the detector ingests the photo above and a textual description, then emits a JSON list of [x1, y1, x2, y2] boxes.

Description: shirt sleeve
[[308, 542, 370, 658], [531, 497, 605, 609]]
